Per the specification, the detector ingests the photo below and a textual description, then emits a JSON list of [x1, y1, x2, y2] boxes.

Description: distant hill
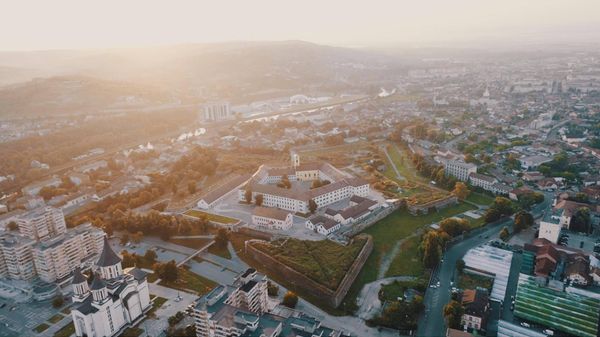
[[0, 76, 172, 118], [0, 41, 405, 118]]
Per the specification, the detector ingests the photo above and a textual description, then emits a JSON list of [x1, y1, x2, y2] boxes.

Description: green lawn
[[53, 322, 75, 337], [159, 268, 217, 295], [341, 202, 476, 312], [467, 192, 495, 206], [48, 313, 64, 324], [458, 272, 494, 291], [384, 236, 424, 277], [34, 323, 50, 333], [386, 144, 429, 184], [183, 210, 238, 224], [60, 307, 71, 315]]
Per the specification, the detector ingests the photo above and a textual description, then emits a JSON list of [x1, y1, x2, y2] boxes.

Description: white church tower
[[291, 151, 300, 168], [71, 237, 151, 337]]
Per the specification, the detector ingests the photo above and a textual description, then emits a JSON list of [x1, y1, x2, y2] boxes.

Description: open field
[[249, 237, 368, 290], [384, 236, 424, 278], [341, 202, 476, 310], [159, 268, 217, 295], [296, 141, 378, 168], [466, 192, 495, 206], [183, 209, 239, 224]]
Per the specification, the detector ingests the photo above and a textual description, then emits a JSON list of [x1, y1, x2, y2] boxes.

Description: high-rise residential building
[[16, 206, 67, 241], [194, 268, 342, 337], [0, 232, 36, 281], [201, 101, 232, 121], [32, 223, 105, 283], [71, 238, 151, 337], [0, 222, 105, 284]]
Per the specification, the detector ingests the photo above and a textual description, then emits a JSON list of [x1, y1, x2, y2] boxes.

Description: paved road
[[417, 217, 512, 337], [417, 192, 553, 337]]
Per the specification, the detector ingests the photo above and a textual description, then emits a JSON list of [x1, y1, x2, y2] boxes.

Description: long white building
[[463, 244, 513, 302], [444, 160, 477, 181], [240, 161, 369, 213], [71, 238, 151, 337]]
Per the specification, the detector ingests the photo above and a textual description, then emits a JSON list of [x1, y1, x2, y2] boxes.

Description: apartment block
[[16, 206, 67, 241], [0, 232, 36, 281], [33, 223, 105, 283]]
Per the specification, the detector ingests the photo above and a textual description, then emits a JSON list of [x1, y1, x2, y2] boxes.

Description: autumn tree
[[452, 182, 470, 200], [244, 189, 252, 203], [513, 211, 534, 232], [255, 194, 264, 206], [282, 291, 298, 308], [153, 260, 179, 282], [443, 300, 464, 329], [499, 226, 510, 242], [215, 228, 229, 248], [7, 221, 17, 231], [439, 218, 470, 237], [144, 249, 158, 265]]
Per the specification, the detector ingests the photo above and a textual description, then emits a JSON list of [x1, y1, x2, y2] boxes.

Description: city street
[[417, 193, 552, 336]]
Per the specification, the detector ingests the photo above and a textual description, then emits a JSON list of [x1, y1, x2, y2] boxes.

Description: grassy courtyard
[[159, 268, 217, 295], [183, 209, 238, 224], [249, 236, 368, 290]]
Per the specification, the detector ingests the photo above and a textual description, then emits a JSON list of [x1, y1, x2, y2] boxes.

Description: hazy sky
[[1, 0, 600, 51]]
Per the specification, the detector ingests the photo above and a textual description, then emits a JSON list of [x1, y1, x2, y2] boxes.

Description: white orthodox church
[[71, 237, 151, 337]]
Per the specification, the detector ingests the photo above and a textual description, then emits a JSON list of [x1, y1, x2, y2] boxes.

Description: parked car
[[520, 322, 531, 328], [543, 329, 554, 336]]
